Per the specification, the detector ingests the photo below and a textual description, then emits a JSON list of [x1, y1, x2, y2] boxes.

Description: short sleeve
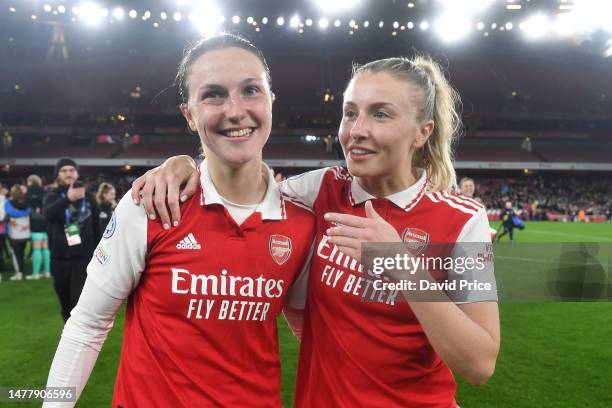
[[450, 207, 498, 303], [279, 168, 329, 209], [86, 190, 147, 299]]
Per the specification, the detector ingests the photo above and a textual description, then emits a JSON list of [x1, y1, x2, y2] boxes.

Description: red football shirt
[[281, 167, 496, 408], [88, 163, 315, 407]]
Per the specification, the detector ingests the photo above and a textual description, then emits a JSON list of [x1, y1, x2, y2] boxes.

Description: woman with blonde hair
[[133, 54, 499, 407], [95, 182, 116, 233]]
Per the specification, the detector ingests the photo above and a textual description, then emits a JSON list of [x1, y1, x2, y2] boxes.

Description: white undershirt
[[219, 195, 259, 225]]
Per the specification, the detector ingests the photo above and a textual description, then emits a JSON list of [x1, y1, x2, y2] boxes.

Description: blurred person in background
[[43, 158, 100, 322], [0, 183, 8, 277], [28, 175, 51, 279], [26, 174, 45, 209], [5, 184, 31, 280], [495, 201, 520, 242], [95, 182, 116, 233]]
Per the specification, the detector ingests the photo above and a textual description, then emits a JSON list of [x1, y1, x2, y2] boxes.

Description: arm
[[325, 202, 500, 385], [43, 279, 123, 407], [43, 191, 70, 222], [131, 155, 200, 228], [44, 191, 148, 406], [4, 201, 30, 218]]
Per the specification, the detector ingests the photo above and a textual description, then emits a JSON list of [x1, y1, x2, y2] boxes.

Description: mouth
[[348, 147, 377, 160], [219, 127, 256, 140]]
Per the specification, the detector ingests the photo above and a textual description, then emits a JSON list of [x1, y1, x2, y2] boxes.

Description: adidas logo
[[176, 233, 202, 250]]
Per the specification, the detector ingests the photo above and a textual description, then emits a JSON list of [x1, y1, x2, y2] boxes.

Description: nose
[[225, 91, 247, 123], [349, 114, 369, 141]]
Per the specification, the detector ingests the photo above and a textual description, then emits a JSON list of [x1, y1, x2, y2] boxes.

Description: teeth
[[224, 128, 253, 137], [352, 149, 371, 154]]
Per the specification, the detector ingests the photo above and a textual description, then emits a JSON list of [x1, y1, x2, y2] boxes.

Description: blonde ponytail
[[351, 54, 462, 192]]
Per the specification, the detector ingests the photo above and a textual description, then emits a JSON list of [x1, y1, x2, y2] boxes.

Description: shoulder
[[424, 191, 485, 217]]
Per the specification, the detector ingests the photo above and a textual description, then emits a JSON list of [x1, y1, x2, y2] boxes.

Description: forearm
[[43, 196, 70, 221], [44, 278, 124, 407], [406, 298, 499, 385]]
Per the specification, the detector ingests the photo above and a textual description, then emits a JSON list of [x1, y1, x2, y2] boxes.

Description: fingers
[[365, 200, 382, 220], [326, 225, 366, 241], [167, 177, 181, 227], [327, 235, 361, 252], [153, 176, 171, 229], [324, 212, 369, 228], [331, 243, 360, 263], [179, 171, 199, 203], [131, 174, 147, 205], [141, 172, 157, 221]]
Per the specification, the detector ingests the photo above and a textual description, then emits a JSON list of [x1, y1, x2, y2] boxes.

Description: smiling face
[[460, 179, 475, 197], [180, 47, 273, 169], [339, 72, 433, 184]]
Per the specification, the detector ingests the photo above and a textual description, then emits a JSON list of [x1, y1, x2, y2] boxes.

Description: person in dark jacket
[[27, 175, 51, 279], [43, 158, 100, 322], [5, 184, 31, 280], [95, 182, 116, 234]]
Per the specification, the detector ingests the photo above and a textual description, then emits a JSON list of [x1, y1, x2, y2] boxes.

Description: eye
[[202, 91, 222, 100], [374, 111, 389, 119], [244, 85, 261, 95], [343, 110, 356, 119]]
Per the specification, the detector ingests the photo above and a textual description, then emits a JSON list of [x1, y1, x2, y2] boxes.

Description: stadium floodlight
[[232, 15, 240, 24], [420, 20, 429, 30], [521, 13, 550, 40], [262, 17, 268, 24], [305, 18, 312, 26], [160, 12, 167, 20], [44, 4, 52, 12], [173, 12, 182, 21], [318, 17, 329, 29], [278, 16, 286, 26], [571, 0, 612, 33], [78, 2, 103, 26], [477, 21, 484, 30], [312, 0, 361, 14], [505, 22, 513, 30], [128, 9, 137, 19], [191, 1, 223, 35], [112, 7, 124, 20], [57, 5, 66, 14], [334, 19, 341, 27], [247, 16, 254, 24], [438, 0, 495, 15], [435, 14, 471, 42], [363, 20, 369, 28], [289, 15, 299, 28]]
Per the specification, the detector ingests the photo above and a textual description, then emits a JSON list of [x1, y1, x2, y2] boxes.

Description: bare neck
[[207, 157, 268, 205]]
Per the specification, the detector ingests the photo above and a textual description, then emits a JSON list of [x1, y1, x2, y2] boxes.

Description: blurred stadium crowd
[[2, 157, 611, 282]]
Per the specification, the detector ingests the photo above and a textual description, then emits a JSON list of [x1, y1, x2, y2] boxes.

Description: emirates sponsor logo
[[176, 233, 201, 250]]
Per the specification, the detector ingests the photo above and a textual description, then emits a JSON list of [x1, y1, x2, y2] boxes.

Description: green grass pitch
[[1, 221, 611, 407]]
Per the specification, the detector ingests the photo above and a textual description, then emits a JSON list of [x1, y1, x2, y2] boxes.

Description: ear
[[413, 119, 434, 149], [180, 103, 197, 132]]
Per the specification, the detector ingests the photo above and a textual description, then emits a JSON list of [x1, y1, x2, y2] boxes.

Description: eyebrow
[[343, 101, 397, 110], [197, 78, 264, 93]]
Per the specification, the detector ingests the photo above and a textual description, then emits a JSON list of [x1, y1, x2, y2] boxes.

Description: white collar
[[349, 168, 428, 212], [199, 159, 284, 220]]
